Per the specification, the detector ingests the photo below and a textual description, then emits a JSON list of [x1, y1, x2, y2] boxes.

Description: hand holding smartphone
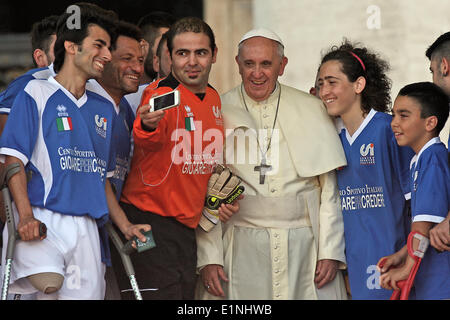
[[149, 90, 180, 112]]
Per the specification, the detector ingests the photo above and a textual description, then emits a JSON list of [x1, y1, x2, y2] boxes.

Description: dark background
[[0, 0, 203, 33]]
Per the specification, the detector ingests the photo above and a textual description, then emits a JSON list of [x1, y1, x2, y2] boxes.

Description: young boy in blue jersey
[[318, 40, 415, 300], [0, 3, 129, 300], [379, 82, 450, 300]]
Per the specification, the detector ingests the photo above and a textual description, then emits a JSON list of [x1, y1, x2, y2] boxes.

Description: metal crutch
[[105, 222, 142, 300], [1, 163, 46, 300]]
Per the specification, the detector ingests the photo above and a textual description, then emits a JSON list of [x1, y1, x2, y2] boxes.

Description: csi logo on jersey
[[360, 143, 374, 156], [95, 114, 107, 138], [360, 143, 375, 165]]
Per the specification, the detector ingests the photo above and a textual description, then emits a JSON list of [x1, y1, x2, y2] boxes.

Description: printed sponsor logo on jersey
[[184, 105, 194, 117], [212, 105, 221, 118], [56, 117, 72, 132], [112, 156, 129, 182], [212, 105, 223, 126], [184, 105, 195, 131], [339, 185, 385, 211], [359, 143, 375, 165], [56, 104, 69, 117], [58, 146, 106, 180], [170, 120, 223, 174], [94, 114, 107, 138]]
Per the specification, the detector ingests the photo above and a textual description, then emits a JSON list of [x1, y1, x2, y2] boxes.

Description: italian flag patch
[[56, 117, 73, 132], [185, 117, 195, 131]]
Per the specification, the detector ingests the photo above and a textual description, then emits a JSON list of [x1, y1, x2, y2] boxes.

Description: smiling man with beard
[[137, 11, 176, 84], [119, 17, 240, 300]]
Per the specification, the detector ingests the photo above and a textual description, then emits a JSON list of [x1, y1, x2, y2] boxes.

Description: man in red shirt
[[118, 17, 238, 299]]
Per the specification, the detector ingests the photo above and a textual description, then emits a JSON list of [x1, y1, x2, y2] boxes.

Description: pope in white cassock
[[195, 28, 348, 300]]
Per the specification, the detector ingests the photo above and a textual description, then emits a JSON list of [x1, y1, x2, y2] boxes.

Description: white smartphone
[[149, 90, 180, 112]]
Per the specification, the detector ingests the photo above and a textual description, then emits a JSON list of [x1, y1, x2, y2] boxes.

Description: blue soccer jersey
[[336, 109, 414, 300], [110, 99, 134, 198], [0, 64, 55, 114], [0, 76, 116, 221], [409, 138, 450, 300], [86, 80, 135, 200]]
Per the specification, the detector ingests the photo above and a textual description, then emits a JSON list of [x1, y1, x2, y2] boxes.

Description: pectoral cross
[[254, 157, 272, 184]]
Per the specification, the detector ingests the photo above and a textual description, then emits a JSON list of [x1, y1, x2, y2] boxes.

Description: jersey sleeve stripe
[[412, 214, 445, 224], [0, 147, 29, 165]]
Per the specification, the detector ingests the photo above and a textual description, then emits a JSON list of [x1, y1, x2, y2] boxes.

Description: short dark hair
[[426, 32, 450, 61], [111, 21, 143, 51], [53, 2, 118, 73], [137, 11, 175, 80], [138, 11, 175, 34], [166, 17, 216, 57], [137, 11, 175, 48], [156, 31, 168, 58], [320, 39, 392, 114], [30, 15, 59, 67], [398, 81, 449, 135]]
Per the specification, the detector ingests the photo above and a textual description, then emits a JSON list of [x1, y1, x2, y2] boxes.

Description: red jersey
[[120, 75, 224, 228]]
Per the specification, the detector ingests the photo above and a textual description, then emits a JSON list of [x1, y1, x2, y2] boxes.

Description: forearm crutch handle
[[105, 222, 142, 300], [1, 163, 46, 300], [2, 163, 46, 247], [397, 231, 428, 300], [2, 163, 21, 258], [381, 231, 428, 300]]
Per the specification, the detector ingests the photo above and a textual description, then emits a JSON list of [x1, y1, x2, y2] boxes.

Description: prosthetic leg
[[1, 163, 49, 300], [106, 222, 142, 300]]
